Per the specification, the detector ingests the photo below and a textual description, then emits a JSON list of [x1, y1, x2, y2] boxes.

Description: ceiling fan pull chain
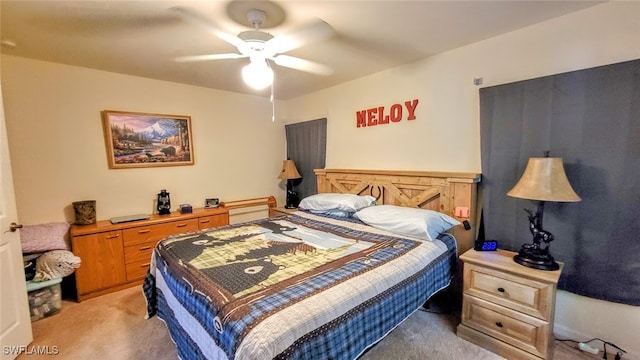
[[268, 61, 275, 122], [270, 84, 275, 122]]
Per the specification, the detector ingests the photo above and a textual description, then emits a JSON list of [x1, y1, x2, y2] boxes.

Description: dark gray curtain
[[480, 59, 640, 306], [285, 118, 327, 201]]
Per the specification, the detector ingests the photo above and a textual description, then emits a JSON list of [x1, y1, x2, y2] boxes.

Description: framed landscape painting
[[102, 110, 195, 169]]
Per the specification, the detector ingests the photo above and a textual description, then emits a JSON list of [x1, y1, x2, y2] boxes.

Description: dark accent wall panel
[[480, 59, 640, 306]]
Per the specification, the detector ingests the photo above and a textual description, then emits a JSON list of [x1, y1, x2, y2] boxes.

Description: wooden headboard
[[315, 169, 481, 255]]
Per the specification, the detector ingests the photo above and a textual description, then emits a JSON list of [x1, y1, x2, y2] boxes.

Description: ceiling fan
[[172, 6, 335, 90]]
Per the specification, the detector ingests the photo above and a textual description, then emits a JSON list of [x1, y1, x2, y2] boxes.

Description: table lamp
[[278, 159, 302, 209], [507, 154, 581, 270]]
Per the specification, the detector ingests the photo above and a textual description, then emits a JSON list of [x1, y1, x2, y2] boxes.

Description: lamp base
[[513, 247, 559, 271], [285, 188, 299, 209]]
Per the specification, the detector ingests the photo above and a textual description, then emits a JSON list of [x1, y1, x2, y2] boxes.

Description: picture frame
[[205, 198, 220, 208], [102, 110, 195, 169]]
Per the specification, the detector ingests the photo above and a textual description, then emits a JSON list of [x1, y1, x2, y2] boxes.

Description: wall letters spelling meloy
[[355, 99, 419, 128]]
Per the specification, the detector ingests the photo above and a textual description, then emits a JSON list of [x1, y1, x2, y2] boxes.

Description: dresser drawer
[[123, 219, 199, 246], [464, 263, 554, 320], [124, 241, 155, 264], [462, 295, 549, 358], [125, 259, 152, 281], [198, 214, 228, 229]]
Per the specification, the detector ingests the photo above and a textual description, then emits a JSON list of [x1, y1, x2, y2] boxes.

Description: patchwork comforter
[[144, 211, 457, 360]]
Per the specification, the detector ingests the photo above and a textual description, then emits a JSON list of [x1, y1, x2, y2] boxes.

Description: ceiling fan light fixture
[[242, 59, 273, 90], [173, 6, 333, 95]]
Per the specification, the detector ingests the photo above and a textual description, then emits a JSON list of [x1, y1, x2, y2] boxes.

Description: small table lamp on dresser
[[278, 159, 302, 209]]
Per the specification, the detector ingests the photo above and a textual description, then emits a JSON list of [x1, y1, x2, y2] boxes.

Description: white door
[[0, 81, 33, 358]]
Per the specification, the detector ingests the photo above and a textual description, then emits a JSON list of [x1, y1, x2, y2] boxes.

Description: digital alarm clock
[[179, 204, 193, 214], [474, 239, 498, 251]]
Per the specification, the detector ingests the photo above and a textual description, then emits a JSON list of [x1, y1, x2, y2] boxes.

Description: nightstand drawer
[[464, 263, 553, 320], [123, 219, 199, 246], [461, 294, 549, 358]]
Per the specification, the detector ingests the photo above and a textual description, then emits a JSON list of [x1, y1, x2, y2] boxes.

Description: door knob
[[9, 222, 23, 232]]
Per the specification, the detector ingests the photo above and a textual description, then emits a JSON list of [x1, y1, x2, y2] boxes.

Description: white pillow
[[354, 205, 460, 241], [298, 193, 376, 214], [308, 209, 353, 218]]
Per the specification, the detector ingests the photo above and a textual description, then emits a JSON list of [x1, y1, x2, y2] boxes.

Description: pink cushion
[[20, 222, 70, 253]]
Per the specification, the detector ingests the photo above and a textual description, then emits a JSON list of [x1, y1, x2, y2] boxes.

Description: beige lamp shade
[[507, 157, 581, 202], [277, 159, 302, 180]]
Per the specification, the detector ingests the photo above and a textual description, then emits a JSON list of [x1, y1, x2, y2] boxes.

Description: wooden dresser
[[70, 207, 229, 301], [457, 249, 563, 360]]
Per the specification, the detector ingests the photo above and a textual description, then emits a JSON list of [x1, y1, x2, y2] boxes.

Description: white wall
[[285, 2, 640, 358], [2, 56, 287, 224]]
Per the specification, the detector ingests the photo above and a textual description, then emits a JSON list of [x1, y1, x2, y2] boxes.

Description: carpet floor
[[19, 286, 597, 360]]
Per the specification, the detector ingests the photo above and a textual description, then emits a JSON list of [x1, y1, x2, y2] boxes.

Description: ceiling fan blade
[[174, 53, 247, 63], [171, 6, 244, 48], [265, 19, 334, 55], [272, 55, 333, 76]]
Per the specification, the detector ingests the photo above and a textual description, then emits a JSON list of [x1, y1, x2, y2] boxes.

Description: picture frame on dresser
[[101, 110, 195, 169], [205, 198, 220, 208]]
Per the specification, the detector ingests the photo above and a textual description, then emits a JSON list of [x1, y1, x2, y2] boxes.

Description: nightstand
[[269, 207, 298, 217], [456, 249, 563, 360]]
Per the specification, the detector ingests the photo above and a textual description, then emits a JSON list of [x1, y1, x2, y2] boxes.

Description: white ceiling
[[1, 0, 602, 100]]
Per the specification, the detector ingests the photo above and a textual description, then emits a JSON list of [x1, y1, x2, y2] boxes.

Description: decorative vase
[[73, 200, 96, 225]]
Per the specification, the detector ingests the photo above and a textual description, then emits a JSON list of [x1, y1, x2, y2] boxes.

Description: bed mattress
[[144, 211, 457, 360]]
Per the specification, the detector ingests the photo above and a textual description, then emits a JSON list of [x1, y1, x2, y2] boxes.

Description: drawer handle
[[497, 287, 505, 293], [137, 229, 151, 234], [106, 234, 120, 239], [200, 219, 211, 224], [495, 321, 504, 328], [140, 263, 150, 268], [176, 223, 188, 227], [139, 246, 151, 251]]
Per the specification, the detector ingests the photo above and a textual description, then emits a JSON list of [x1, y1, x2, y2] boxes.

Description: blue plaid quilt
[[144, 211, 456, 360]]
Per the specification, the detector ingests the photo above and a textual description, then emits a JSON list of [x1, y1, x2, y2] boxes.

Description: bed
[[144, 169, 480, 360]]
